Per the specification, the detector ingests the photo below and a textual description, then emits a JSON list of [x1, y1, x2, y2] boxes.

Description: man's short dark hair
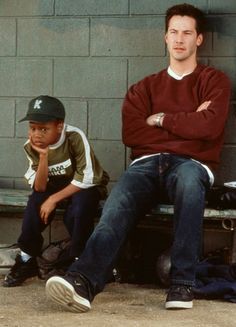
[[165, 3, 206, 35]]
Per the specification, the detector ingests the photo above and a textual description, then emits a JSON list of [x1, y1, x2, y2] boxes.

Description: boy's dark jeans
[[17, 186, 101, 258], [68, 154, 210, 295]]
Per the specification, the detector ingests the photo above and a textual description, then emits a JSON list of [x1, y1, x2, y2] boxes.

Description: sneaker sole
[[46, 276, 91, 313], [165, 300, 193, 309]]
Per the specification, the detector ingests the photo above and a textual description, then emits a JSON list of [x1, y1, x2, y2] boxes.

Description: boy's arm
[[40, 183, 80, 224], [31, 139, 81, 223], [30, 141, 49, 192]]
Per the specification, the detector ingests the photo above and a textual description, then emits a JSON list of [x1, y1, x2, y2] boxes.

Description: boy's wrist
[[48, 195, 58, 205], [39, 152, 48, 159]]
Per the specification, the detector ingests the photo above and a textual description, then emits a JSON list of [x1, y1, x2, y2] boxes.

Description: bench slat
[[1, 189, 236, 219], [150, 204, 236, 219], [0, 189, 30, 207]]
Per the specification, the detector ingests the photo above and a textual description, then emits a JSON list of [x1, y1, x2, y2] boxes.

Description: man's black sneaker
[[2, 254, 38, 287], [165, 285, 193, 309], [46, 273, 94, 313]]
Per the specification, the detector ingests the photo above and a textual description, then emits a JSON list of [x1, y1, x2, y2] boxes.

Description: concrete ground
[[0, 276, 235, 327]]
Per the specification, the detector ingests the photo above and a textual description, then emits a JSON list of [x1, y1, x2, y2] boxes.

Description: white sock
[[20, 251, 32, 262]]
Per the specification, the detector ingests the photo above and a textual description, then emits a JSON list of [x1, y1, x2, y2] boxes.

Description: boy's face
[[165, 15, 203, 63], [28, 121, 63, 149]]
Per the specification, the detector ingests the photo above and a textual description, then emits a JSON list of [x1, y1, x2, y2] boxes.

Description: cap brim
[[18, 114, 58, 123]]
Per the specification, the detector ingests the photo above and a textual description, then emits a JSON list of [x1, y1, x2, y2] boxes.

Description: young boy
[[3, 95, 109, 287]]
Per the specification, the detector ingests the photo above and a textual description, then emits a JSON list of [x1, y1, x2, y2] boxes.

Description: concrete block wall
[[0, 0, 236, 190]]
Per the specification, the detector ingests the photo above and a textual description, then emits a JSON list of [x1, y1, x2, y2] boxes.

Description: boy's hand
[[31, 142, 49, 156], [29, 135, 49, 156], [40, 197, 57, 224]]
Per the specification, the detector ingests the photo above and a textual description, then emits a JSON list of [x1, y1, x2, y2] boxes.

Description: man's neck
[[169, 58, 197, 77]]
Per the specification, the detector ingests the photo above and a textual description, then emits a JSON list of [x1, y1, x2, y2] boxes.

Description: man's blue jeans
[[69, 154, 210, 294]]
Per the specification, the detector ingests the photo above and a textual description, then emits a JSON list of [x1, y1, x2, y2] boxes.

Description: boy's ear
[[57, 121, 64, 132]]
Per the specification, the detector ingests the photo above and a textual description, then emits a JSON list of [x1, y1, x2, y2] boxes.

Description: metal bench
[[0, 188, 236, 263]]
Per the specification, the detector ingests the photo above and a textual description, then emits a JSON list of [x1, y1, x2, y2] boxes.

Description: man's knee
[[177, 161, 207, 186]]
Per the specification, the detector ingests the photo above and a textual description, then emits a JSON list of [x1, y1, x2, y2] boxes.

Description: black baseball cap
[[19, 95, 65, 122]]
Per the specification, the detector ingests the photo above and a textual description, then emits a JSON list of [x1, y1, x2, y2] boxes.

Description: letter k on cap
[[34, 99, 42, 109]]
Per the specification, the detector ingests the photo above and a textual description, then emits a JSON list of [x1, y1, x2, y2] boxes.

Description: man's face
[[165, 15, 203, 62], [28, 121, 63, 148]]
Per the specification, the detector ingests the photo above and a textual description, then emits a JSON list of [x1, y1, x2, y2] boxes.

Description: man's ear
[[196, 33, 203, 47], [164, 32, 168, 44]]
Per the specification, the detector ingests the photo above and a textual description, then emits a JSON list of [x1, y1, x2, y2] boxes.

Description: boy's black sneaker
[[2, 254, 38, 287], [165, 285, 193, 309], [46, 273, 94, 313]]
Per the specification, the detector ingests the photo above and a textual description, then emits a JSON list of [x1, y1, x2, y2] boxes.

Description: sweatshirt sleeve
[[162, 70, 232, 140], [122, 79, 172, 147]]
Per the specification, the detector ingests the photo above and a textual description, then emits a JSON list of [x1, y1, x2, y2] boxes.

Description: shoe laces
[[170, 285, 192, 294]]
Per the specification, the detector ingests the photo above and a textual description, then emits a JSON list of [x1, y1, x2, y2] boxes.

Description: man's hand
[[40, 196, 57, 224], [146, 101, 211, 127], [196, 101, 211, 112], [146, 113, 164, 127]]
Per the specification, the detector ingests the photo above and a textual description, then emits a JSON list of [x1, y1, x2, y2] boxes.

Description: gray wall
[[0, 0, 235, 190]]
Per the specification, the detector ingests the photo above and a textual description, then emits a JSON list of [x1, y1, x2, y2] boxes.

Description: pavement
[[0, 276, 235, 327]]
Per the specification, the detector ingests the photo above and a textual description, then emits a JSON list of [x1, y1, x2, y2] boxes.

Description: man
[[45, 3, 231, 311]]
